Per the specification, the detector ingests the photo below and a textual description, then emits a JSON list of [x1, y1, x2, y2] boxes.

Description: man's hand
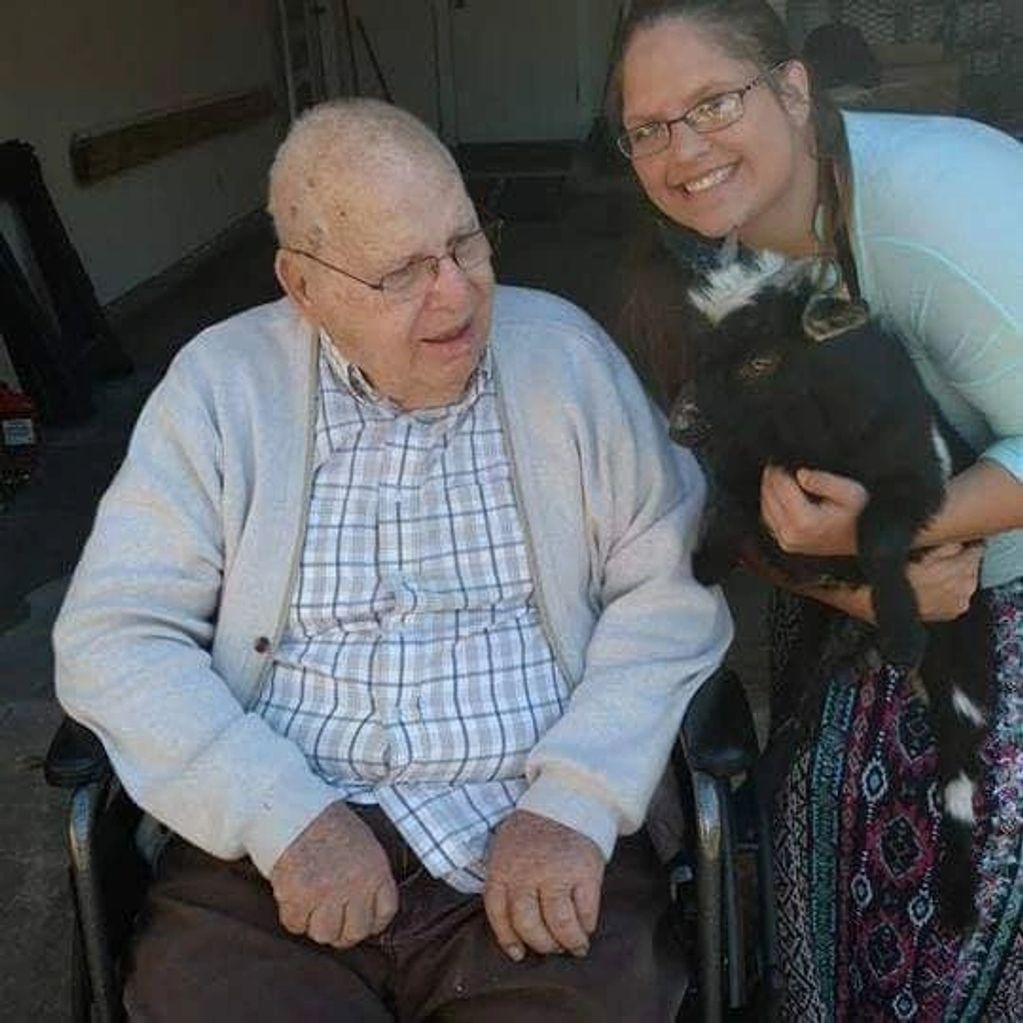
[[761, 466, 868, 556], [269, 801, 398, 949], [483, 810, 605, 961]]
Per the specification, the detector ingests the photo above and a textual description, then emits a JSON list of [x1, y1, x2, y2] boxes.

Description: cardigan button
[[254, 636, 272, 654]]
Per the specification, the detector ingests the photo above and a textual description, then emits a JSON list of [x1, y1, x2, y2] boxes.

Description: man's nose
[[426, 252, 473, 299]]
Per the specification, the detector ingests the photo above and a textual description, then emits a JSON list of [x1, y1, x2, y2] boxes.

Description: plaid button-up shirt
[[254, 339, 570, 890]]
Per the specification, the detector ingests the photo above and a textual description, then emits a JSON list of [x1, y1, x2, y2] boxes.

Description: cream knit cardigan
[[55, 286, 732, 876]]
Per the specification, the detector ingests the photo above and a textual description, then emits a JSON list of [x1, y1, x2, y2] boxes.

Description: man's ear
[[275, 249, 318, 321], [776, 60, 812, 127]]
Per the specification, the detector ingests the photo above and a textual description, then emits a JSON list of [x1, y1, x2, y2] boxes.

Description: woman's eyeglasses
[[617, 62, 788, 160]]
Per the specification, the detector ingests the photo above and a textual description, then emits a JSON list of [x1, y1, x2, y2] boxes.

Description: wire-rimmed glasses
[[617, 62, 788, 160], [281, 219, 502, 304]]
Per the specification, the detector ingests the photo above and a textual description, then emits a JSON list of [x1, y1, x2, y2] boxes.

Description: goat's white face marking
[[688, 250, 790, 324], [952, 686, 986, 727], [944, 772, 977, 826]]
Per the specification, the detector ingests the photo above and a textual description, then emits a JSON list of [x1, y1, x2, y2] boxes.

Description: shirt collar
[[319, 329, 491, 419]]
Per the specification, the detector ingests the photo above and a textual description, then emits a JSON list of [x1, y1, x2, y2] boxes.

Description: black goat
[[672, 252, 991, 930]]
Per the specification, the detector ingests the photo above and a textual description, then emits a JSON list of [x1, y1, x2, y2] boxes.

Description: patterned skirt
[[769, 578, 1022, 1022]]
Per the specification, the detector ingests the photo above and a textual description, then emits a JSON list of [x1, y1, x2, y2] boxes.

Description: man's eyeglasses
[[617, 62, 787, 160], [281, 220, 502, 304]]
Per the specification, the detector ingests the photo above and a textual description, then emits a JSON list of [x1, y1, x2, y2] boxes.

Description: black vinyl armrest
[[44, 715, 112, 789], [681, 667, 760, 779]]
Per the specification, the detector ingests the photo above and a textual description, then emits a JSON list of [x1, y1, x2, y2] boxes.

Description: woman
[[610, 1, 1022, 1019]]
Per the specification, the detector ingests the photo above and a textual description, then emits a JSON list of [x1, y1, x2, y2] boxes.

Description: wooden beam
[[70, 88, 277, 186]]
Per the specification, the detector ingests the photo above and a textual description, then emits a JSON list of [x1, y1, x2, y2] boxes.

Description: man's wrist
[[517, 774, 617, 860], [245, 778, 341, 878]]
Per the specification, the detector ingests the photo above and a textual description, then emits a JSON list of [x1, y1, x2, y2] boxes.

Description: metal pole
[[341, 0, 360, 95]]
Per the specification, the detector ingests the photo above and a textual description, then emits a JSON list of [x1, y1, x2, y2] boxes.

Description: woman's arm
[[915, 459, 1023, 546], [742, 540, 983, 623]]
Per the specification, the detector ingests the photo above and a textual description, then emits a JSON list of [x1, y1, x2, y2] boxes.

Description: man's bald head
[[267, 99, 460, 254]]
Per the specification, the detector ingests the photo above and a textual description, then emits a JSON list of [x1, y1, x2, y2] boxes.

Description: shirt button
[[254, 636, 272, 654]]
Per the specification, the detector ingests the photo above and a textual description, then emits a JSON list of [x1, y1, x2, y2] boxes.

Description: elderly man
[[54, 99, 731, 1021]]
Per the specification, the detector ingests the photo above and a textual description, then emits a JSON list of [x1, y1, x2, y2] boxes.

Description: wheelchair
[[45, 666, 777, 1023]]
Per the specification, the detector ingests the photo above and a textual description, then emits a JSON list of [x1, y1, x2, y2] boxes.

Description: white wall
[[0, 0, 286, 306]]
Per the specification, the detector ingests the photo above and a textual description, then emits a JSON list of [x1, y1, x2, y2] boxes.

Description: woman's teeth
[[684, 164, 734, 194]]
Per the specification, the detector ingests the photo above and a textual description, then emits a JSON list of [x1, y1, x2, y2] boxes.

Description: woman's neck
[[737, 147, 821, 257]]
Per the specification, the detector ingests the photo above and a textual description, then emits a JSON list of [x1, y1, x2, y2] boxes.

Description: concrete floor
[[0, 155, 769, 1020]]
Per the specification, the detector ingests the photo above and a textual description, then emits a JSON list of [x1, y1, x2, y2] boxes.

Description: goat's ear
[[802, 295, 870, 342]]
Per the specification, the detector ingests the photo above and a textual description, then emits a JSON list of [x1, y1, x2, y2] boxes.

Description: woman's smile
[[676, 162, 739, 196]]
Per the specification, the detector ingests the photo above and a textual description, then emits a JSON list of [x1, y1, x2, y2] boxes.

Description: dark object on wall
[[0, 140, 131, 424], [69, 88, 276, 186], [803, 22, 881, 89]]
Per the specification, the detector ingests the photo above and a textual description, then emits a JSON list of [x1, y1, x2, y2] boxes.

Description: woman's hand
[[761, 466, 868, 557], [905, 542, 983, 622]]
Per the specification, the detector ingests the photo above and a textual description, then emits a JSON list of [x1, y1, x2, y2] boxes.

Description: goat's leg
[[920, 605, 991, 932], [856, 502, 926, 667]]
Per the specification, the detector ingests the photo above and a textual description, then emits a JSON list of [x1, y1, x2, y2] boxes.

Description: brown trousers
[[124, 807, 688, 1022]]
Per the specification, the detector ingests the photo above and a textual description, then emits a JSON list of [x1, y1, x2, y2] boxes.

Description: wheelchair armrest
[[681, 667, 759, 780], [44, 715, 112, 789]]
